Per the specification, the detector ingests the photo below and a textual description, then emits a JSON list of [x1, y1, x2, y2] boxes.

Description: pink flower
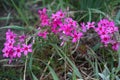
[[19, 35, 26, 42], [41, 19, 50, 27], [6, 29, 16, 41], [59, 24, 73, 36], [4, 41, 14, 48], [51, 19, 62, 34], [80, 22, 87, 32], [95, 26, 104, 32], [112, 42, 120, 51], [38, 8, 50, 27], [65, 18, 77, 27], [38, 8, 47, 14], [72, 31, 83, 43], [51, 10, 65, 20], [56, 10, 65, 19], [2, 47, 9, 58], [98, 30, 107, 36], [38, 31, 48, 39], [100, 35, 110, 45], [22, 44, 32, 56], [14, 45, 23, 57], [86, 22, 95, 29], [2, 47, 15, 61]]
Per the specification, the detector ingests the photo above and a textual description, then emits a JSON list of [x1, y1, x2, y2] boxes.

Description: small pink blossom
[[100, 35, 110, 45], [51, 10, 65, 20], [80, 22, 87, 32], [86, 22, 95, 29], [19, 35, 26, 42], [6, 29, 16, 41], [38, 31, 48, 39], [59, 24, 73, 36], [112, 42, 120, 51], [38, 8, 50, 27], [22, 44, 32, 56], [72, 31, 83, 43], [14, 45, 22, 57], [4, 42, 14, 48], [65, 18, 77, 27]]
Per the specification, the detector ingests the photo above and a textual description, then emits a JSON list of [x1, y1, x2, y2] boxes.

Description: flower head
[[22, 44, 32, 56]]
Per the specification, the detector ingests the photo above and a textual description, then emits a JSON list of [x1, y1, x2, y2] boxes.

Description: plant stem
[[23, 56, 28, 80]]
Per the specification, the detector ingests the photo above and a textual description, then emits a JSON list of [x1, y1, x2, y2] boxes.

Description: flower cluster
[[38, 8, 119, 51], [95, 19, 119, 50], [38, 8, 83, 46], [2, 29, 32, 63], [38, 8, 50, 27], [80, 19, 119, 51]]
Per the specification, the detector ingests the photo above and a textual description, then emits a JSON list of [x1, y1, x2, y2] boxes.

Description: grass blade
[[0, 26, 25, 30], [47, 65, 59, 80]]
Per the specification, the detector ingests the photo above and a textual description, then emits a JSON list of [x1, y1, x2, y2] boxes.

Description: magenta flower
[[100, 35, 110, 45], [51, 10, 65, 20], [72, 31, 83, 43], [51, 19, 62, 34], [65, 18, 77, 27], [19, 35, 26, 42], [38, 8, 50, 27], [95, 26, 104, 32], [6, 29, 16, 41], [4, 41, 14, 48], [2, 48, 15, 61], [86, 22, 95, 29], [22, 44, 32, 56], [13, 45, 23, 57], [59, 24, 73, 36], [38, 31, 48, 39], [112, 42, 120, 51], [2, 47, 9, 58], [80, 22, 87, 32]]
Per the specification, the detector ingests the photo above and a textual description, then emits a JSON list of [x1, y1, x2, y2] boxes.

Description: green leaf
[[114, 10, 120, 25], [0, 26, 25, 30], [72, 71, 76, 80], [92, 43, 101, 51], [47, 65, 59, 80], [88, 8, 92, 22], [102, 65, 110, 77], [98, 73, 106, 80], [31, 72, 38, 80], [29, 52, 38, 80]]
